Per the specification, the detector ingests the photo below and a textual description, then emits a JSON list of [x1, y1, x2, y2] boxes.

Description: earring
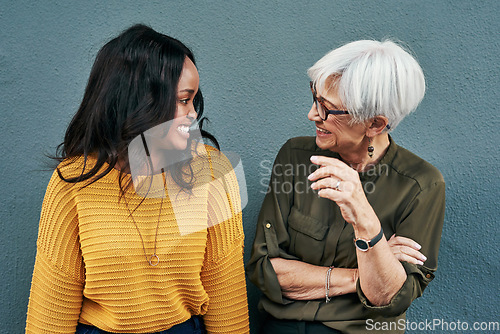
[[368, 138, 374, 158]]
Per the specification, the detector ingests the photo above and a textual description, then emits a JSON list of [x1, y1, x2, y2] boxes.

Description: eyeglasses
[[310, 81, 349, 121]]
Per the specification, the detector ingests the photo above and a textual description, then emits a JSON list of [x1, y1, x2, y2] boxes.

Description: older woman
[[247, 39, 445, 334]]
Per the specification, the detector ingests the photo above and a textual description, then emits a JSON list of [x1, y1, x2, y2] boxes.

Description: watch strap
[[368, 227, 384, 247]]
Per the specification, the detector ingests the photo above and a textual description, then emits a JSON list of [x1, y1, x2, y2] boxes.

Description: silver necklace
[[125, 168, 166, 266]]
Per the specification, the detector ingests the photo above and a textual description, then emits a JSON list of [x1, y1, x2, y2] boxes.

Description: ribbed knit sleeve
[[26, 170, 85, 333], [200, 148, 249, 333], [201, 237, 248, 333]]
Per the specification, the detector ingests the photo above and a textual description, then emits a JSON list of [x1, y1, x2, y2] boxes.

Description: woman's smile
[[176, 124, 191, 139], [315, 124, 332, 136]]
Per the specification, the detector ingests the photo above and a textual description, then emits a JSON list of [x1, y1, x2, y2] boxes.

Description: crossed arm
[[270, 234, 426, 301]]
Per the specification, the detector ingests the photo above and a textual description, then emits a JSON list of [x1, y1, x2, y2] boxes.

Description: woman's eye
[[179, 99, 189, 105]]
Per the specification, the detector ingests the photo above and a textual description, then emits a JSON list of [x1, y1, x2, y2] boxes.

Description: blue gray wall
[[1, 1, 498, 333]]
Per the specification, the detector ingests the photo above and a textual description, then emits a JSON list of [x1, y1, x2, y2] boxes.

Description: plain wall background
[[1, 1, 498, 333]]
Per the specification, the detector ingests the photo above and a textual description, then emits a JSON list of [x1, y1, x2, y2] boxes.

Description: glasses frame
[[310, 81, 349, 121]]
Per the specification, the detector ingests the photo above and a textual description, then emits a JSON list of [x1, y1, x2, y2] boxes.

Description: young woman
[[26, 24, 249, 334]]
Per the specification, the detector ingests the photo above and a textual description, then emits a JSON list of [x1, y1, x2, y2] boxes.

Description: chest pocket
[[287, 206, 328, 264]]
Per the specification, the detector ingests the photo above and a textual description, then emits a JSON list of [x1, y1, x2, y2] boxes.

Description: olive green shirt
[[247, 136, 445, 333]]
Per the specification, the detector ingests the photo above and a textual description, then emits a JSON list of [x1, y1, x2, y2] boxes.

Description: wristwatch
[[354, 227, 384, 251]]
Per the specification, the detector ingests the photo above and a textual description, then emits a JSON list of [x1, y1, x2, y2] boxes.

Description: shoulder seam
[[203, 235, 245, 267], [35, 249, 85, 284]]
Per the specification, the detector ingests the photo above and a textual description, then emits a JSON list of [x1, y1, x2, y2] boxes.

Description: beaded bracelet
[[325, 266, 334, 303]]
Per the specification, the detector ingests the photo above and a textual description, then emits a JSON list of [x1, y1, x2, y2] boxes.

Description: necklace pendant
[[148, 254, 160, 266]]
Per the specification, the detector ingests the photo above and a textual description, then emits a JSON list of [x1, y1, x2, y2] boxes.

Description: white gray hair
[[307, 39, 425, 130]]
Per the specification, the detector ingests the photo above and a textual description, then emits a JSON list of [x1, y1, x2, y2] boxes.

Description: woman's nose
[[308, 102, 321, 122], [187, 107, 198, 120]]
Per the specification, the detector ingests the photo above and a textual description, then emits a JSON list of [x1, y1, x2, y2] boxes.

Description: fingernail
[[415, 243, 422, 250], [310, 182, 316, 189], [310, 156, 318, 163], [421, 255, 427, 261], [308, 173, 314, 180], [417, 260, 424, 265]]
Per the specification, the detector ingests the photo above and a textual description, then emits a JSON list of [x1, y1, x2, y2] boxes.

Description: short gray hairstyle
[[307, 39, 425, 130]]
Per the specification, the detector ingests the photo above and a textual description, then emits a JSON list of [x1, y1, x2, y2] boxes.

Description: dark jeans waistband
[[260, 315, 342, 334], [75, 315, 206, 334]]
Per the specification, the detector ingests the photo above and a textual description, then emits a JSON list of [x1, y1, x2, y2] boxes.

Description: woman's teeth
[[178, 125, 190, 133], [316, 126, 331, 134]]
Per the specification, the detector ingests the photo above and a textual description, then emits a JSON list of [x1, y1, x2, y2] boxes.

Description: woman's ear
[[365, 116, 389, 137]]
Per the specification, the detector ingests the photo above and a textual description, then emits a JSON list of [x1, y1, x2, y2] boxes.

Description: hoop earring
[[368, 138, 374, 158]]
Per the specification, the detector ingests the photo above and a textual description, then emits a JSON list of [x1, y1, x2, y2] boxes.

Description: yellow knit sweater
[[26, 146, 249, 333]]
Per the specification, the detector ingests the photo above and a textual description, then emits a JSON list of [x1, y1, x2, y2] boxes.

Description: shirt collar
[[312, 135, 398, 182]]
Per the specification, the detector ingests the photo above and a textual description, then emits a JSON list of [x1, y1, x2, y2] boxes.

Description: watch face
[[355, 239, 369, 251]]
